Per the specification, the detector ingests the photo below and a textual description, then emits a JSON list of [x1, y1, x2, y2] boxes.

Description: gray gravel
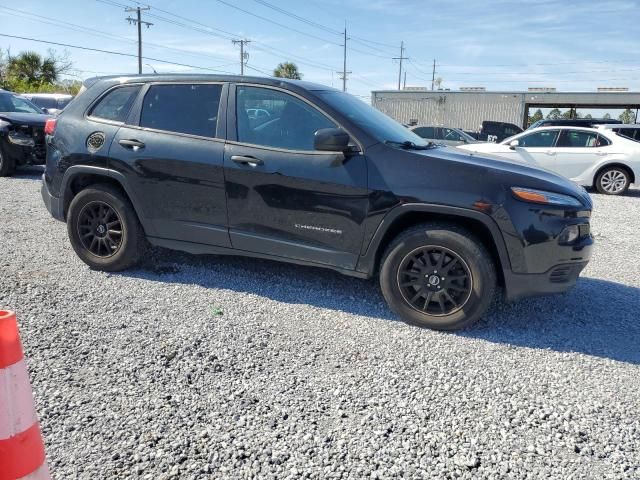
[[1, 167, 639, 479]]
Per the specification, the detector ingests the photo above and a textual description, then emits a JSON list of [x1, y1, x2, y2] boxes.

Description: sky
[[1, 0, 639, 100]]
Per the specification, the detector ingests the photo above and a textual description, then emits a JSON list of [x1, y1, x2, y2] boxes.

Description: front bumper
[[41, 176, 64, 221], [503, 261, 589, 301]]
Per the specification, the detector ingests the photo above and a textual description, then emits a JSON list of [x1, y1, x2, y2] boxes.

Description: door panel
[[224, 142, 369, 269], [551, 130, 605, 180], [110, 127, 230, 246]]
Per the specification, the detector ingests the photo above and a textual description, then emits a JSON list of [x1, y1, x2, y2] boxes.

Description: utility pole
[[403, 71, 406, 90], [431, 59, 436, 91], [125, 6, 153, 75], [392, 41, 408, 90], [337, 23, 351, 91], [232, 39, 251, 75]]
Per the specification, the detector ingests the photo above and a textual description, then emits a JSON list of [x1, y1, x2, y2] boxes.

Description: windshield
[[317, 90, 430, 147], [0, 94, 43, 114]]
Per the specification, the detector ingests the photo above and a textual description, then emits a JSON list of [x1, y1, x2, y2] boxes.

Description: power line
[[252, 0, 342, 35], [0, 33, 237, 74], [212, 0, 341, 46], [118, 0, 339, 72], [0, 6, 235, 65]]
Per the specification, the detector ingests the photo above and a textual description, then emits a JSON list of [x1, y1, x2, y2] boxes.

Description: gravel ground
[[1, 167, 639, 479]]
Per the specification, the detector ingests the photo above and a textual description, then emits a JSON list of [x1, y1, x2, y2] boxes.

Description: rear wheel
[[0, 150, 15, 177], [67, 184, 145, 271], [595, 167, 630, 195], [380, 223, 496, 331]]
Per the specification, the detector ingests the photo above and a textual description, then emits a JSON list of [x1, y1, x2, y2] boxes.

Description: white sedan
[[457, 126, 640, 195]]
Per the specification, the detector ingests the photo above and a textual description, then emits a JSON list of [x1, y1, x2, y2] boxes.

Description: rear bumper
[[41, 176, 64, 221], [504, 261, 589, 302]]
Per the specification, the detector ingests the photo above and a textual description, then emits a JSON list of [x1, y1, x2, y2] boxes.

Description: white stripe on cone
[[17, 462, 52, 480], [0, 358, 39, 440]]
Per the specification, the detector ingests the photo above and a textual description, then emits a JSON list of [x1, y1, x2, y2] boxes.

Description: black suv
[[41, 75, 594, 330]]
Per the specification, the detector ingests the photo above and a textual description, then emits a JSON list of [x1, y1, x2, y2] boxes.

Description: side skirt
[[146, 236, 370, 279]]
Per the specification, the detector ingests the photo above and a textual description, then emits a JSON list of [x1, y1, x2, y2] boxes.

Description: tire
[[595, 167, 630, 195], [0, 149, 16, 177], [380, 223, 496, 331], [67, 184, 145, 271]]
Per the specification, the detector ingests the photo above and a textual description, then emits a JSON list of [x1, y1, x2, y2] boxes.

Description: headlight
[[511, 187, 582, 207]]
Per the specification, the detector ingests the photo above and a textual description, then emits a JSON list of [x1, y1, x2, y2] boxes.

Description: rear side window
[[556, 130, 599, 148], [90, 85, 140, 122], [616, 128, 640, 142], [140, 84, 222, 138]]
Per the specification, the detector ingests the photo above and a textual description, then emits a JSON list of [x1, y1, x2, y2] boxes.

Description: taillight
[[44, 118, 56, 135]]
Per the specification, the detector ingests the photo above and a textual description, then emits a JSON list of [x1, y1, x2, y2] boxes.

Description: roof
[[21, 93, 74, 99], [84, 74, 336, 92]]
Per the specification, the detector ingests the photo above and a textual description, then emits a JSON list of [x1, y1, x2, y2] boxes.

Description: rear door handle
[[119, 139, 145, 150], [231, 155, 263, 167], [545, 150, 556, 156]]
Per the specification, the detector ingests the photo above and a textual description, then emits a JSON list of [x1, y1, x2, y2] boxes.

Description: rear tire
[[67, 184, 145, 271], [0, 150, 15, 177], [380, 223, 496, 331], [595, 167, 630, 195]]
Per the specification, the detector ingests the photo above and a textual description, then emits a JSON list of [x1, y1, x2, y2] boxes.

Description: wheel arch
[[357, 204, 511, 285], [593, 162, 636, 185], [61, 166, 154, 235]]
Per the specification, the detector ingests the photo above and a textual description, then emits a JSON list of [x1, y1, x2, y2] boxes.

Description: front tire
[[595, 167, 630, 195], [67, 184, 145, 271], [380, 223, 496, 331], [0, 149, 15, 177]]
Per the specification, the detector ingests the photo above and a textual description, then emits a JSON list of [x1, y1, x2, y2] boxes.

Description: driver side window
[[518, 130, 559, 148], [236, 86, 337, 151]]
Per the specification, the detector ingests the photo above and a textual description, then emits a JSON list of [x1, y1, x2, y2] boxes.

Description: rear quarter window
[[89, 85, 141, 123]]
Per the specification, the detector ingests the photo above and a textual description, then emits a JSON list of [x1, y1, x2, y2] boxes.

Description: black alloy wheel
[[67, 184, 145, 271], [77, 201, 124, 257], [397, 245, 473, 316]]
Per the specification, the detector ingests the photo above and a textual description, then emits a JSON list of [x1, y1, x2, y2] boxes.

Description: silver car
[[410, 125, 478, 146]]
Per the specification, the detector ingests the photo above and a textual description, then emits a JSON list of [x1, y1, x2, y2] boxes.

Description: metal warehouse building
[[371, 89, 640, 130]]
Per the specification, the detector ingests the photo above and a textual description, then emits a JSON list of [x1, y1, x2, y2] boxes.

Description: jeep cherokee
[[41, 75, 594, 330]]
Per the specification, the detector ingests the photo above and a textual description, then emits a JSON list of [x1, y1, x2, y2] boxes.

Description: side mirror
[[509, 139, 520, 150], [314, 128, 351, 153]]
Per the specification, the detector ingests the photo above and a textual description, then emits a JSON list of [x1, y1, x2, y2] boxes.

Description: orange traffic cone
[[0, 310, 51, 480]]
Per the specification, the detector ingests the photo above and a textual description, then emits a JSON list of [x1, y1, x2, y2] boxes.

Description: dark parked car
[[478, 121, 523, 143], [41, 75, 594, 330], [21, 93, 74, 115], [528, 118, 623, 130], [0, 89, 51, 176], [409, 125, 478, 146]]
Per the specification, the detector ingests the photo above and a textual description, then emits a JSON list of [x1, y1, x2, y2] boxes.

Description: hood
[[0, 112, 51, 127], [411, 145, 592, 206]]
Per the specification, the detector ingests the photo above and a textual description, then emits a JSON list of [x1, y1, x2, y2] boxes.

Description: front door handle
[[545, 150, 556, 156], [231, 155, 263, 167], [119, 139, 146, 150]]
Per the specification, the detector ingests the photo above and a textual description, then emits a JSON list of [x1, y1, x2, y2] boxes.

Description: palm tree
[[273, 62, 302, 80], [6, 50, 70, 86]]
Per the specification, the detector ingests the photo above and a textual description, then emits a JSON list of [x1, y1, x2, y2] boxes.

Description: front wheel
[[595, 167, 630, 195], [67, 184, 145, 271], [380, 223, 496, 331], [0, 150, 15, 177]]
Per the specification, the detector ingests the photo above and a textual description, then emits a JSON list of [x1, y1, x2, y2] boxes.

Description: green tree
[[546, 108, 562, 120], [2, 49, 71, 91], [583, 113, 592, 119], [273, 62, 302, 80], [528, 108, 543, 125], [603, 113, 611, 120], [618, 108, 636, 124]]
